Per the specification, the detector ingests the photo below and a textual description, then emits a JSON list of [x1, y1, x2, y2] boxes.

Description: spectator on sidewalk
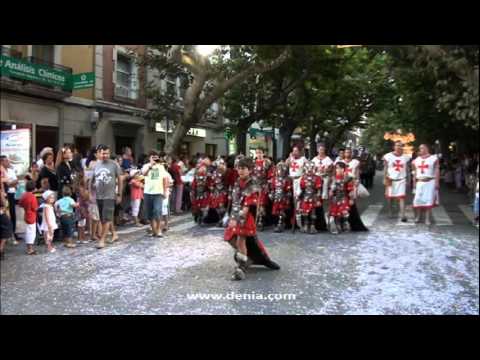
[[92, 145, 123, 249], [170, 155, 184, 215], [129, 171, 144, 227], [142, 151, 170, 238], [121, 146, 134, 171], [39, 190, 58, 253], [37, 151, 59, 196], [19, 180, 39, 255], [0, 155, 20, 243], [0, 195, 12, 260], [55, 186, 79, 249], [56, 145, 79, 199], [36, 147, 54, 170]]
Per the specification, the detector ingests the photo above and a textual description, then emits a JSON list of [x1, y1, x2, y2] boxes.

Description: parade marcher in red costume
[[209, 157, 229, 227], [339, 148, 369, 232], [252, 148, 273, 231], [190, 161, 210, 225], [328, 162, 355, 234], [224, 158, 280, 281], [269, 161, 292, 233], [298, 161, 323, 234]]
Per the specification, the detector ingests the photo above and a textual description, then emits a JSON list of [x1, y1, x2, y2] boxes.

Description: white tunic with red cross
[[413, 154, 439, 209], [288, 156, 307, 197], [340, 159, 360, 180], [313, 155, 334, 199], [383, 152, 410, 199]]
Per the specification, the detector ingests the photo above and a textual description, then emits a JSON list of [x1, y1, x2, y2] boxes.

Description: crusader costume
[[383, 152, 411, 200], [269, 161, 292, 233], [224, 159, 280, 281], [190, 164, 211, 225], [413, 154, 439, 209], [252, 157, 273, 230], [208, 158, 229, 226], [339, 157, 368, 232], [329, 171, 355, 234], [298, 161, 323, 234]]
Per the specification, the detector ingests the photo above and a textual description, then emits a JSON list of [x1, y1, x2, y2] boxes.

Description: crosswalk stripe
[[458, 205, 475, 224], [360, 205, 383, 227], [432, 206, 453, 226]]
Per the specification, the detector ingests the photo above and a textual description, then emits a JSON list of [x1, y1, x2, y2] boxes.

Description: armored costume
[[269, 161, 293, 233], [251, 157, 273, 231], [298, 161, 323, 234], [190, 166, 211, 225], [208, 158, 229, 226], [329, 174, 355, 234], [224, 175, 280, 281]]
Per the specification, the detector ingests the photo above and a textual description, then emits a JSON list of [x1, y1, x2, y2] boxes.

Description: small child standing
[[18, 180, 39, 255], [129, 172, 144, 227], [55, 186, 79, 249], [39, 190, 58, 253], [0, 196, 13, 260]]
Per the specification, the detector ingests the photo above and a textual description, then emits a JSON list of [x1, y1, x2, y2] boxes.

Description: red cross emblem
[[291, 161, 300, 172], [418, 161, 429, 175], [345, 166, 353, 175], [393, 160, 404, 172]]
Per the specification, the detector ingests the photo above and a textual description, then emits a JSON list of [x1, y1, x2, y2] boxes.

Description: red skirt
[[192, 196, 210, 211], [224, 213, 257, 241], [209, 192, 228, 208], [272, 200, 290, 215], [329, 199, 351, 217]]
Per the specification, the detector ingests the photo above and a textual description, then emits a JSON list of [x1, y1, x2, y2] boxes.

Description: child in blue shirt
[[55, 186, 79, 248]]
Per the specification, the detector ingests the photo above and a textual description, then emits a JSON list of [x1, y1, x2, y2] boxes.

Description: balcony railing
[[0, 46, 22, 58], [25, 56, 73, 75]]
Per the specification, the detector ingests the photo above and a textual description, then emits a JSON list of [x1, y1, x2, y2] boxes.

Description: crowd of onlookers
[[0, 143, 212, 259]]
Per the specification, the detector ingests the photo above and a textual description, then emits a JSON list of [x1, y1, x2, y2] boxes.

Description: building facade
[[1, 45, 227, 175]]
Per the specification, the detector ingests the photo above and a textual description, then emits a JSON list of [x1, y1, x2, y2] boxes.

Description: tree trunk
[[309, 126, 317, 160], [165, 116, 194, 155], [279, 122, 297, 160], [235, 123, 248, 155]]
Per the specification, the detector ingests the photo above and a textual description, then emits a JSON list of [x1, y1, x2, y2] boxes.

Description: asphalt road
[[1, 173, 478, 315]]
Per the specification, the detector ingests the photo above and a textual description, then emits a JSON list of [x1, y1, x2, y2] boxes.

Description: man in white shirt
[[0, 156, 19, 242]]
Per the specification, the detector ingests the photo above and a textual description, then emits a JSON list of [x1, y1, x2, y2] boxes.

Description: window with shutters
[[115, 53, 138, 100]]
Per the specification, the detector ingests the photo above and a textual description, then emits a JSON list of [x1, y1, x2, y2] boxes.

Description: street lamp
[[196, 45, 220, 57]]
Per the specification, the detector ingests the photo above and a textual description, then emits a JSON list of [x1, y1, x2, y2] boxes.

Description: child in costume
[[329, 162, 356, 234], [224, 157, 280, 281]]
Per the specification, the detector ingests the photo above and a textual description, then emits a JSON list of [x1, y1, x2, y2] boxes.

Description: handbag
[[357, 183, 370, 198]]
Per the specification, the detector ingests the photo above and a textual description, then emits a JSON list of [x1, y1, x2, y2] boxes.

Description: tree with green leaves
[[140, 45, 291, 154]]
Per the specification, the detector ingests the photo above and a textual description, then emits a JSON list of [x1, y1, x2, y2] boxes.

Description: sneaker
[[401, 217, 408, 223], [80, 240, 89, 245], [156, 233, 164, 238], [96, 240, 106, 249], [48, 248, 57, 253]]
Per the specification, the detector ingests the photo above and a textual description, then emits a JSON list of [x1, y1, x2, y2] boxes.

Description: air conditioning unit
[[116, 85, 129, 98]]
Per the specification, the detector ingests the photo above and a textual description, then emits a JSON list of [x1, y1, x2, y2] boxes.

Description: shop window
[[32, 45, 54, 64], [205, 144, 217, 158]]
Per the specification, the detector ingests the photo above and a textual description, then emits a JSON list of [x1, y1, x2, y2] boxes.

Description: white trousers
[[25, 223, 37, 245], [131, 199, 142, 217]]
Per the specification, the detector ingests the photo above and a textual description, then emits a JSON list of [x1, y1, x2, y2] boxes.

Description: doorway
[[36, 125, 59, 157], [75, 136, 91, 158], [115, 136, 135, 157]]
